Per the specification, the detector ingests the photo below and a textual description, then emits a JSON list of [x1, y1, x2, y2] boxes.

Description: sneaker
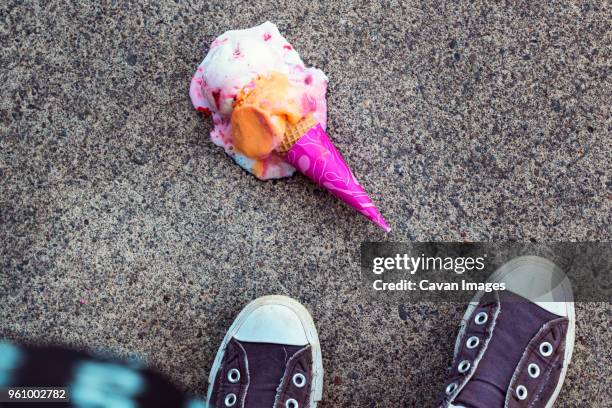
[[439, 256, 575, 408], [206, 295, 323, 408]]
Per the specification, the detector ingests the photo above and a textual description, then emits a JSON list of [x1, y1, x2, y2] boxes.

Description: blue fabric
[[0, 341, 203, 408]]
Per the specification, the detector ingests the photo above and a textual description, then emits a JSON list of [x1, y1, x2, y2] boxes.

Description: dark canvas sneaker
[[206, 295, 323, 408], [439, 256, 575, 408]]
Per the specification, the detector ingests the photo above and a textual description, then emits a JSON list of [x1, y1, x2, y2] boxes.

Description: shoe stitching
[[504, 318, 567, 408], [234, 340, 250, 408], [528, 362, 554, 408], [272, 345, 311, 408], [445, 291, 502, 407]]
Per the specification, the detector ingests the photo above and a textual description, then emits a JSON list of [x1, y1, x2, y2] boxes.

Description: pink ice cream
[[190, 22, 328, 180], [190, 22, 389, 230]]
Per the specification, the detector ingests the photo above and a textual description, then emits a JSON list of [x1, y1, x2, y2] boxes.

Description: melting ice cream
[[190, 21, 328, 180], [190, 22, 389, 231]]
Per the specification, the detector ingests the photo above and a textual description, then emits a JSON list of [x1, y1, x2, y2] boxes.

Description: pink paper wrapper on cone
[[284, 124, 390, 232]]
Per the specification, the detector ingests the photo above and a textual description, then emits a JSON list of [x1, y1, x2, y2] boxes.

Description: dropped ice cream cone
[[190, 23, 388, 228], [278, 116, 390, 232]]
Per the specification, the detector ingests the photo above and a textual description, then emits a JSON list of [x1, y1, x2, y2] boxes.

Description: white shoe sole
[[206, 295, 324, 408], [453, 256, 575, 408]]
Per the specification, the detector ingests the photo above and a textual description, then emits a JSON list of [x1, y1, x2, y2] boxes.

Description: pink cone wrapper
[[285, 124, 390, 232]]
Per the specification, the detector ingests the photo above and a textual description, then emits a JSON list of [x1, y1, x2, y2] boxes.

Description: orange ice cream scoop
[[231, 72, 304, 160]]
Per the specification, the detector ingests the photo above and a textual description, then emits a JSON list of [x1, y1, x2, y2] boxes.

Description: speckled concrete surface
[[1, 1, 610, 406]]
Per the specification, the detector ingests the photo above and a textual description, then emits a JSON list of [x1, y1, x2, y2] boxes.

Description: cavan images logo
[[370, 253, 506, 294]]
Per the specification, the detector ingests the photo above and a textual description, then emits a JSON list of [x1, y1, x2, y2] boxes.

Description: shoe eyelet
[[285, 398, 299, 408], [474, 311, 488, 325], [292, 373, 307, 388], [224, 393, 237, 407], [528, 363, 540, 378], [445, 382, 458, 395], [516, 385, 528, 400], [458, 360, 471, 374], [539, 342, 553, 357], [227, 368, 240, 383], [466, 336, 480, 349]]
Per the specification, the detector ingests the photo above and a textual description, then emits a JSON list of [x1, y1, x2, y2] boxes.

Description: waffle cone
[[281, 120, 391, 232], [276, 114, 318, 156]]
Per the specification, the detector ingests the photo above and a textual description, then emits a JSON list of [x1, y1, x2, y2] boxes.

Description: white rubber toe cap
[[234, 303, 309, 346], [488, 256, 574, 317]]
